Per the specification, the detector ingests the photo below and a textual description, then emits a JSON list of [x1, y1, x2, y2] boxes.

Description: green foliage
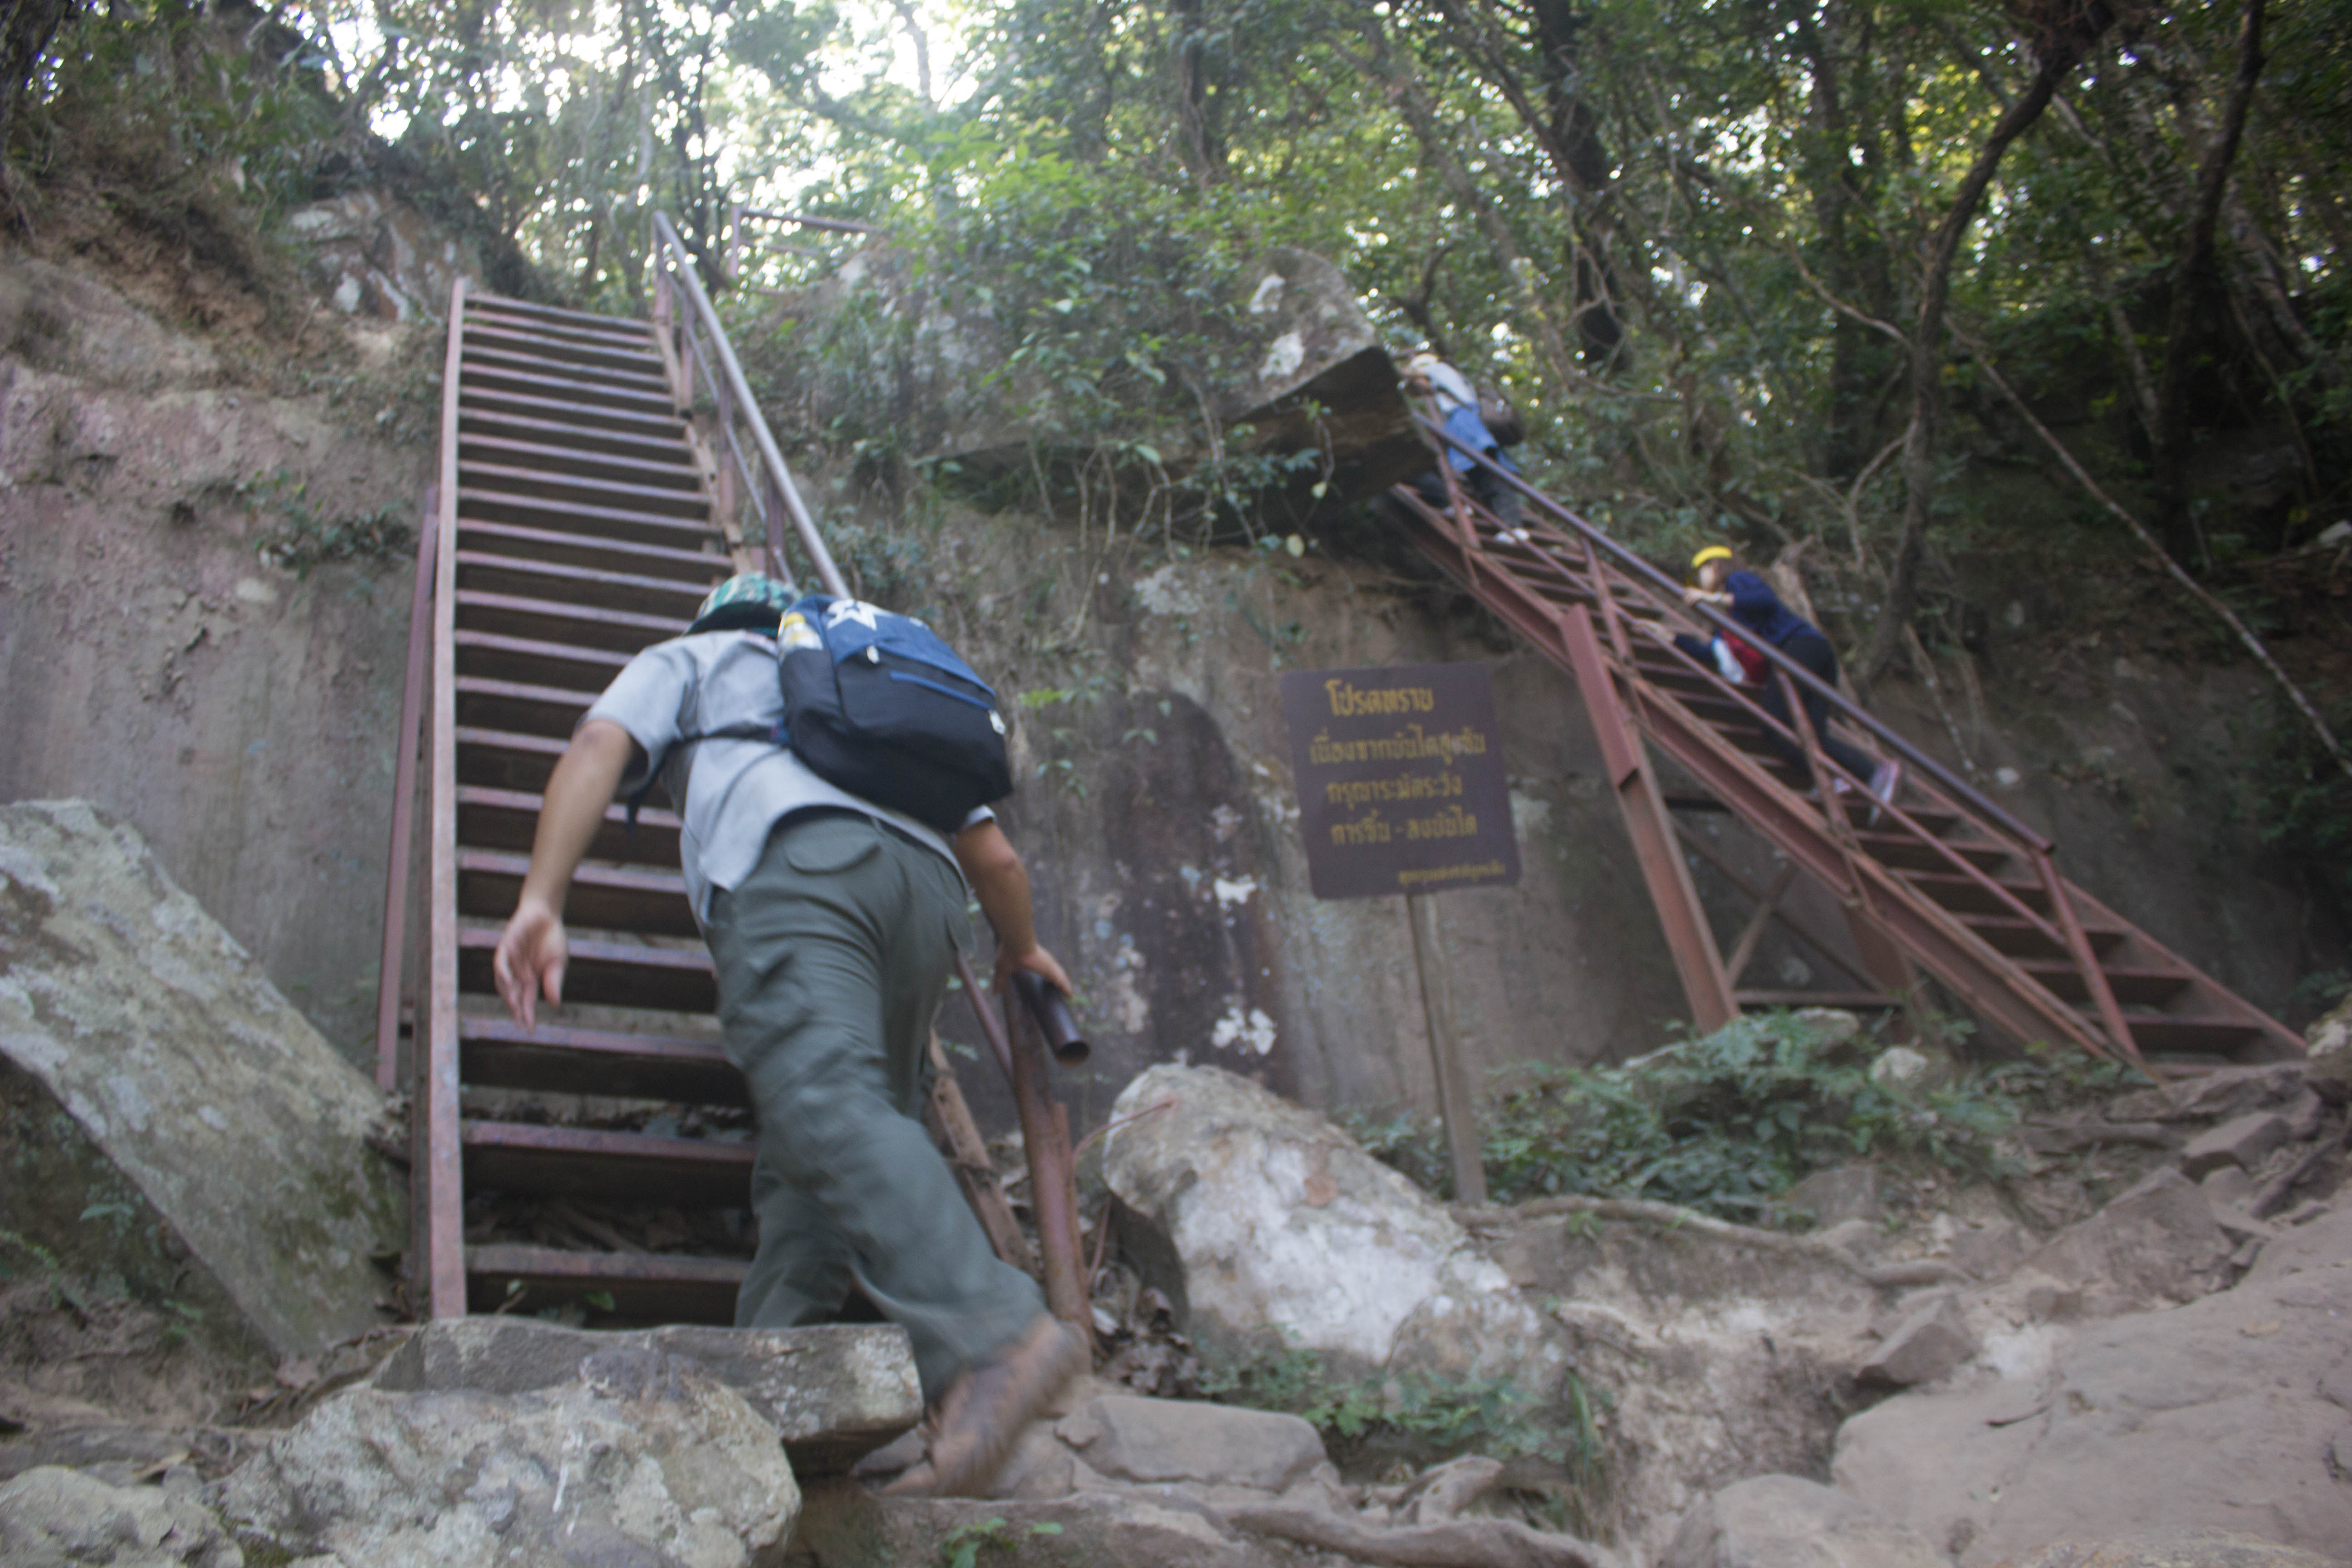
[[1348, 1012, 2120, 1219], [236, 468, 412, 577], [937, 1516, 1065, 1568], [1199, 1343, 1605, 1484]]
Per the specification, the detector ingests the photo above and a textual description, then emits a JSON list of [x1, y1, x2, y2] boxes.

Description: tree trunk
[[1863, 41, 2084, 686], [2150, 0, 2268, 564]]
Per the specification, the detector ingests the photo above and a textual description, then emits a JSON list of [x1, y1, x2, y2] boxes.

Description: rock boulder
[[0, 1465, 239, 1568], [1662, 1474, 1949, 1568], [372, 1315, 921, 1474], [0, 801, 404, 1359], [220, 1341, 799, 1568], [1102, 1064, 1567, 1388], [1833, 1203, 2352, 1563]]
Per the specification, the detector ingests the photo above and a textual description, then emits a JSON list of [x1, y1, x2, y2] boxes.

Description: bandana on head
[[687, 573, 794, 636]]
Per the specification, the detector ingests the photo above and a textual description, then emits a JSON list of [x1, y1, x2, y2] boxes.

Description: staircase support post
[[1561, 606, 1738, 1032]]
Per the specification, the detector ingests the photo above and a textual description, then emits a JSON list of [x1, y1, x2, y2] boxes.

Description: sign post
[[1280, 663, 1520, 1205]]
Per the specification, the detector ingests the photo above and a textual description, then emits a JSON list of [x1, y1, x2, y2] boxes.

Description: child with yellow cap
[[1681, 546, 1901, 809]]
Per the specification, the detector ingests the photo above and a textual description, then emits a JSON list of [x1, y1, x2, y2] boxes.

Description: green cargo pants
[[706, 809, 1044, 1401]]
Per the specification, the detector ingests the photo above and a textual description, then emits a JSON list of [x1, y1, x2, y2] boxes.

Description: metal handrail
[[650, 212, 848, 600], [1418, 416, 2055, 854]]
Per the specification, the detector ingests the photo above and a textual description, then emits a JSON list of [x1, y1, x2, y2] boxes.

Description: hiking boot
[[878, 1313, 1088, 1499]]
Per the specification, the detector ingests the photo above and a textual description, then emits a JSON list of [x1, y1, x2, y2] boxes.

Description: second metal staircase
[[1389, 437, 2303, 1075]]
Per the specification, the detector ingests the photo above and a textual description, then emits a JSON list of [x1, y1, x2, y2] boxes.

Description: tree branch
[[1959, 329, 2350, 781]]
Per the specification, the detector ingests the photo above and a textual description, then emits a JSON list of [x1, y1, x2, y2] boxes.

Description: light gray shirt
[[582, 630, 984, 924], [1421, 360, 1476, 414]]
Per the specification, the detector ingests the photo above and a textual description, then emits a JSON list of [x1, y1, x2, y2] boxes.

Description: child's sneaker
[[1867, 760, 1904, 825]]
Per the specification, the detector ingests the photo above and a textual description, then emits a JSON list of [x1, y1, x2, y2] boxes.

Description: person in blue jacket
[[1403, 352, 1522, 530], [1683, 545, 1902, 808]]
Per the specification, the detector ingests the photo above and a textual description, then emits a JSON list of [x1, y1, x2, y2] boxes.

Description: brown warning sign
[[1279, 663, 1521, 901]]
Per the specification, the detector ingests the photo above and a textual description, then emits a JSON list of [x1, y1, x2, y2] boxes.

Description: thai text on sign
[[1280, 664, 1520, 901]]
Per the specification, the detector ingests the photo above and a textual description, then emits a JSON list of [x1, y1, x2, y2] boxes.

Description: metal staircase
[[377, 220, 1044, 1326], [1390, 434, 2303, 1075]]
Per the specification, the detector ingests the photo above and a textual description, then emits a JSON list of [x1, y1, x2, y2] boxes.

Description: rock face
[[220, 1341, 799, 1568], [0, 1466, 240, 1568], [0, 801, 405, 1358], [1861, 1294, 1976, 1387], [1102, 1064, 1565, 1386], [2020, 1168, 2231, 1313], [1833, 1204, 2352, 1564], [1996, 1531, 2345, 1567], [1663, 1474, 1949, 1568], [1058, 1395, 1326, 1492], [373, 1316, 922, 1474]]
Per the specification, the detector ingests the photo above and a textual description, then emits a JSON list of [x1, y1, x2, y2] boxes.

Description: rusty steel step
[[459, 784, 682, 865], [454, 628, 632, 693], [462, 324, 669, 382], [458, 404, 701, 466], [459, 848, 697, 938], [455, 675, 594, 738], [460, 382, 689, 440], [463, 305, 659, 353], [456, 589, 690, 657], [459, 1015, 744, 1105], [459, 926, 717, 1013], [1734, 989, 1896, 1009], [2124, 1016, 2268, 1056], [460, 359, 680, 417], [456, 460, 710, 523], [458, 487, 721, 549], [455, 519, 731, 588], [460, 345, 673, 402], [1901, 870, 2053, 918], [457, 432, 705, 494], [456, 555, 710, 623], [2023, 961, 2195, 1007], [1959, 912, 2127, 960], [465, 1245, 745, 1323], [455, 726, 569, 792], [461, 1120, 753, 1206], [471, 291, 657, 334], [1857, 833, 2016, 875]]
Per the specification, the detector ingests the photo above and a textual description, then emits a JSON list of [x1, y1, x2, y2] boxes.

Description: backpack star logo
[[825, 600, 882, 631]]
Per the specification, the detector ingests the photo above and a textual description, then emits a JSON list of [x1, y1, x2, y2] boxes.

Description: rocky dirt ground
[[6, 1000, 2351, 1567]]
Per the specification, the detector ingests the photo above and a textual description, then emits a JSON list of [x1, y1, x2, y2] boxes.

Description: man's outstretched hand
[[493, 895, 568, 1030], [995, 942, 1073, 1003]]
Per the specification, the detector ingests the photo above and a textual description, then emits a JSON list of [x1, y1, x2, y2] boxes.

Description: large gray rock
[[0, 801, 404, 1358], [0, 1465, 240, 1568], [1056, 1395, 1325, 1492], [2020, 1168, 2230, 1312], [1860, 1295, 1976, 1387], [1833, 1204, 2352, 1564], [1995, 1530, 2344, 1567], [2178, 1114, 2291, 1180], [1101, 1064, 1567, 1388], [372, 1315, 921, 1474], [2305, 995, 2352, 1094], [1663, 1474, 1949, 1568], [790, 1479, 1267, 1568], [220, 1341, 798, 1568]]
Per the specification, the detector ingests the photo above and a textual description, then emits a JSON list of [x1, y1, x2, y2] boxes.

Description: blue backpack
[[766, 595, 1013, 834]]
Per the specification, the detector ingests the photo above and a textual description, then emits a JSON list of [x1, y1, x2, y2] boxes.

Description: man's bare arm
[[953, 819, 1073, 998], [491, 718, 637, 1029]]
